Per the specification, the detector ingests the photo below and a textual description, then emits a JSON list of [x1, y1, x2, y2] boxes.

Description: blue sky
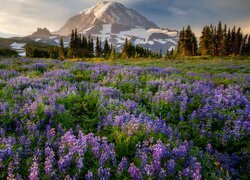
[[0, 0, 249, 37]]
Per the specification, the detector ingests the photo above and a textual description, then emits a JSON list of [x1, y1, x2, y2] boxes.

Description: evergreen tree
[[177, 26, 197, 56], [127, 42, 136, 58], [177, 28, 185, 56], [231, 26, 236, 55], [59, 37, 65, 60], [95, 37, 102, 57], [239, 34, 248, 56], [68, 30, 76, 58], [199, 26, 212, 56], [109, 47, 116, 60], [219, 24, 228, 56], [122, 38, 129, 58], [103, 39, 111, 58], [246, 35, 250, 55], [226, 28, 232, 55]]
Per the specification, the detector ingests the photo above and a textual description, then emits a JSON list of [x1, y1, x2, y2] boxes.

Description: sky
[[0, 0, 249, 38]]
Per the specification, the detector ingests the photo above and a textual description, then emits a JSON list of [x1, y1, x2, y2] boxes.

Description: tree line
[[26, 44, 60, 59], [26, 29, 162, 59], [26, 23, 250, 59], [176, 22, 250, 57]]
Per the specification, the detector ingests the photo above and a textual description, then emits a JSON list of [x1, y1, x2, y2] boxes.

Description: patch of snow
[[154, 39, 167, 44], [19, 51, 26, 57], [134, 39, 146, 45], [49, 36, 57, 39], [148, 29, 177, 37], [101, 24, 112, 34], [63, 42, 69, 47], [54, 39, 60, 44], [116, 37, 125, 44], [92, 24, 112, 42], [147, 41, 154, 45], [166, 38, 177, 44], [120, 28, 149, 39], [10, 42, 26, 50], [35, 38, 41, 42], [120, 27, 178, 42], [168, 46, 175, 51]]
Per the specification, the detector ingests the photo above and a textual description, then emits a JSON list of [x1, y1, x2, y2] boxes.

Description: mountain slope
[[55, 1, 159, 36], [6, 1, 178, 55], [54, 1, 178, 52]]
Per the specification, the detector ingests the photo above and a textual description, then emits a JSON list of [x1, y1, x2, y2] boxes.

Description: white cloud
[[0, 0, 249, 37], [168, 7, 187, 15]]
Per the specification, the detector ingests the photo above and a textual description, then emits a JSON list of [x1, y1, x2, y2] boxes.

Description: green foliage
[[108, 127, 147, 159], [177, 25, 198, 56], [199, 22, 249, 56], [57, 92, 100, 133], [122, 38, 163, 59], [58, 37, 66, 60], [25, 44, 59, 58], [0, 48, 18, 57]]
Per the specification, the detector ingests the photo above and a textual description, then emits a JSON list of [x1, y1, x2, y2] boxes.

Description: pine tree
[[59, 37, 65, 60], [219, 24, 227, 56], [177, 28, 185, 56], [231, 26, 236, 55], [226, 28, 232, 55], [177, 26, 197, 56], [246, 35, 250, 55], [199, 26, 212, 56], [109, 47, 116, 60], [235, 27, 243, 55], [122, 38, 129, 58], [184, 25, 193, 56], [103, 39, 111, 58], [95, 37, 101, 57], [239, 34, 247, 56], [68, 30, 76, 58], [191, 33, 198, 56]]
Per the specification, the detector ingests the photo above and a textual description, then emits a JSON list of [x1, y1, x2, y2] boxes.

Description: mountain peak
[[29, 27, 52, 38], [53, 1, 178, 52], [78, 1, 157, 29]]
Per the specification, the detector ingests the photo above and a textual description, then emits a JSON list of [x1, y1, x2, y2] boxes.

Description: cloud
[[168, 7, 187, 16], [0, 0, 249, 37]]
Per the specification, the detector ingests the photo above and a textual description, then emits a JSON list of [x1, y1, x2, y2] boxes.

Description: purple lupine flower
[[85, 170, 94, 180], [152, 140, 166, 172], [166, 159, 176, 175], [76, 157, 83, 173], [117, 157, 128, 174], [29, 156, 39, 180], [158, 168, 167, 180], [181, 167, 191, 177], [172, 144, 188, 158], [128, 163, 142, 180], [7, 161, 15, 180], [192, 162, 202, 180], [98, 167, 111, 180], [205, 144, 213, 154], [144, 164, 155, 177], [44, 147, 55, 176]]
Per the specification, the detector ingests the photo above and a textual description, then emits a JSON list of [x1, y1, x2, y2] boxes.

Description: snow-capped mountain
[[55, 1, 178, 52], [7, 1, 178, 55]]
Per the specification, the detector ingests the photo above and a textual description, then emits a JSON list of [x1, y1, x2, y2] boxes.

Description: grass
[[70, 56, 250, 74]]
